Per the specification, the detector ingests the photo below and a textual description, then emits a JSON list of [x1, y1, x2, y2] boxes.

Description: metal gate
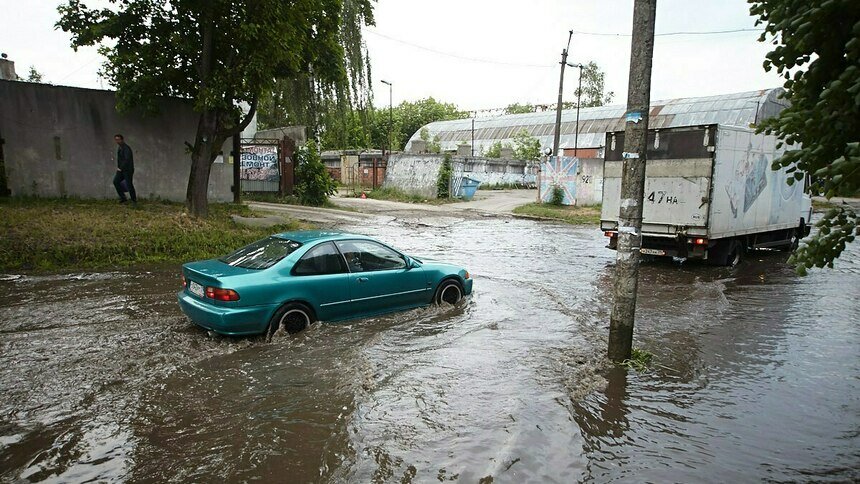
[[240, 139, 281, 192]]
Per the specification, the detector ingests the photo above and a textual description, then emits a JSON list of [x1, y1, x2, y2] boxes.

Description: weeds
[[621, 348, 654, 373]]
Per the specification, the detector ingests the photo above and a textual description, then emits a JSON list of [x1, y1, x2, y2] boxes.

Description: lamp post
[[567, 62, 584, 157], [381, 80, 393, 155]]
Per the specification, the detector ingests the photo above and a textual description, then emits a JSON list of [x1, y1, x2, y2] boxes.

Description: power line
[[364, 29, 555, 68], [573, 27, 761, 37], [365, 27, 763, 69]]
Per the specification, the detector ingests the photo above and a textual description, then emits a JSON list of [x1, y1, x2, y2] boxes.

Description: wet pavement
[[1, 217, 858, 482]]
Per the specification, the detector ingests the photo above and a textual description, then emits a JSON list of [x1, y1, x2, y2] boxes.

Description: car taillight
[[181, 274, 186, 288], [692, 238, 708, 245], [205, 286, 240, 301]]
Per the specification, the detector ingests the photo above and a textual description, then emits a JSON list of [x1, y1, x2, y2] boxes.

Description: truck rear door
[[601, 126, 715, 234]]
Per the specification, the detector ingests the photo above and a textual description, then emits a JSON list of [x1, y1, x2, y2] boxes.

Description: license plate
[[640, 248, 666, 256], [189, 280, 205, 297]]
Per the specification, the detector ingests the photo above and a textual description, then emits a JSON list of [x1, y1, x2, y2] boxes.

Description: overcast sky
[[0, 0, 783, 111]]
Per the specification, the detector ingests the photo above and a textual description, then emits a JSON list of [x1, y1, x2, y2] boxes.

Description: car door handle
[[356, 277, 369, 283]]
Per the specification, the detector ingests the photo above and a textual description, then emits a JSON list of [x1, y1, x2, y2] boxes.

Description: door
[[335, 239, 428, 315], [291, 242, 351, 321]]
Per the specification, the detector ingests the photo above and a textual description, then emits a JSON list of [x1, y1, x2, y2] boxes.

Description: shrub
[[294, 140, 337, 206], [437, 154, 453, 198], [549, 185, 565, 206]]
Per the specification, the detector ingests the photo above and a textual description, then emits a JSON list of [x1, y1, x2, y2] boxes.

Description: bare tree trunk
[[608, 0, 657, 363]]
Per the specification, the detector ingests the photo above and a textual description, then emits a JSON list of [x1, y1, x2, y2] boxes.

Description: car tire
[[434, 279, 463, 305], [268, 302, 314, 338]]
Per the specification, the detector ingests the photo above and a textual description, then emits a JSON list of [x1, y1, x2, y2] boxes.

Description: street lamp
[[567, 62, 584, 157], [380, 80, 393, 155]]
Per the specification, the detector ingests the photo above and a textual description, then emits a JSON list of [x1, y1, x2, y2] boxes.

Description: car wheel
[[268, 303, 314, 338], [434, 280, 463, 305]]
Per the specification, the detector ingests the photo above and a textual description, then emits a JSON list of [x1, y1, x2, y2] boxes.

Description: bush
[[549, 185, 565, 206], [437, 154, 453, 198], [294, 140, 337, 206]]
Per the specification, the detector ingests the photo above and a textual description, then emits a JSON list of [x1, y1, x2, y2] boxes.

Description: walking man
[[113, 134, 137, 204]]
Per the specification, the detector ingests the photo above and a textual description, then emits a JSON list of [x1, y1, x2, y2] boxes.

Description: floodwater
[[1, 217, 858, 482]]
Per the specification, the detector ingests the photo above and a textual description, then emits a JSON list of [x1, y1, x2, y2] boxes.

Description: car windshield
[[220, 237, 302, 270]]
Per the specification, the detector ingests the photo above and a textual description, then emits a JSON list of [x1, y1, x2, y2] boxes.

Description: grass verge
[[0, 198, 306, 272], [512, 202, 601, 225], [242, 192, 354, 211], [363, 187, 453, 205]]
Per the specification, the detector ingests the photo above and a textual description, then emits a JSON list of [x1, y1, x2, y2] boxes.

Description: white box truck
[[600, 124, 812, 265]]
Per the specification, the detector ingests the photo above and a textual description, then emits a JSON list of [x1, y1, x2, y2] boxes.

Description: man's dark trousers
[[113, 169, 137, 202]]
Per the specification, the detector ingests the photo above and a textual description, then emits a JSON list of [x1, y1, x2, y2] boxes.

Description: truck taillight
[[205, 286, 240, 301], [692, 238, 708, 245], [604, 231, 616, 238]]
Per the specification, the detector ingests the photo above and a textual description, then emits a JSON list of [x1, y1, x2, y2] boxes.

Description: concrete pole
[[552, 31, 573, 156], [608, 0, 657, 363]]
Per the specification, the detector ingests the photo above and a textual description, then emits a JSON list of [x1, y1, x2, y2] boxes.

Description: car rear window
[[220, 237, 302, 270]]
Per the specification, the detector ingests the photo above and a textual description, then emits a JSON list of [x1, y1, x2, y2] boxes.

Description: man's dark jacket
[[117, 143, 134, 172]]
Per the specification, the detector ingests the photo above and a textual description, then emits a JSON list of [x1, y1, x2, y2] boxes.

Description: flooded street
[[1, 216, 858, 482]]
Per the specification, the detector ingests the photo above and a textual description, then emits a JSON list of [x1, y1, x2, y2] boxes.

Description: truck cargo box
[[600, 124, 811, 264]]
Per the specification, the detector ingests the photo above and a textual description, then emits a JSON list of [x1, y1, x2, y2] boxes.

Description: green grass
[[243, 191, 356, 211], [364, 187, 453, 205], [477, 182, 532, 190], [512, 202, 601, 225], [812, 198, 838, 211], [621, 348, 654, 373], [0, 197, 307, 272]]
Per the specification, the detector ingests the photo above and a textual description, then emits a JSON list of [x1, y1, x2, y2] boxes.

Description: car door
[[290, 242, 351, 321], [335, 239, 429, 315]]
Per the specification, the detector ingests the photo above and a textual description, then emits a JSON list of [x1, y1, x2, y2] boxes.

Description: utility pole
[[552, 30, 573, 157], [608, 0, 657, 363], [381, 80, 393, 154]]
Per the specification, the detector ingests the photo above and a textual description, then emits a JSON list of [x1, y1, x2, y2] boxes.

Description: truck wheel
[[726, 240, 744, 267]]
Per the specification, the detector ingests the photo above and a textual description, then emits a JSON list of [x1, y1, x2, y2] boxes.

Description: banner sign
[[240, 144, 279, 182]]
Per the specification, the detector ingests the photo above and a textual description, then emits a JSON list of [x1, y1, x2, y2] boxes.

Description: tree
[[512, 128, 541, 161], [381, 97, 469, 150], [294, 140, 337, 206], [58, 0, 373, 217], [749, 0, 860, 274], [25, 66, 44, 83], [419, 127, 441, 154], [484, 141, 509, 158], [504, 103, 535, 115], [573, 61, 614, 107]]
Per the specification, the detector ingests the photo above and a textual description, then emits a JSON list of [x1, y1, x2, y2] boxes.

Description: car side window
[[293, 242, 347, 276], [335, 240, 406, 272]]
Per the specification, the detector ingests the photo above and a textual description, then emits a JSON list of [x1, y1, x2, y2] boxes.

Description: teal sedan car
[[177, 231, 472, 337]]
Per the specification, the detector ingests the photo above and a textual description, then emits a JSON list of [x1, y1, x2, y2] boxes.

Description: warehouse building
[[405, 89, 789, 157]]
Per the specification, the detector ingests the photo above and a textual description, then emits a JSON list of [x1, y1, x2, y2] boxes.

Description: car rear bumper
[[177, 291, 275, 336]]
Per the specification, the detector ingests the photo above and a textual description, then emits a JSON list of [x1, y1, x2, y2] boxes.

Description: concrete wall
[[383, 154, 442, 199], [0, 80, 233, 201], [384, 154, 535, 198]]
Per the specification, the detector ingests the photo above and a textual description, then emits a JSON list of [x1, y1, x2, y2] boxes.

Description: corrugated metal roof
[[407, 88, 788, 155]]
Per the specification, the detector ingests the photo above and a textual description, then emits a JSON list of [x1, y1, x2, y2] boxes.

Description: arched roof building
[[405, 88, 788, 156]]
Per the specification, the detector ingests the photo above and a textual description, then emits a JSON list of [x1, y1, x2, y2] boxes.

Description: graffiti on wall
[[540, 156, 579, 205]]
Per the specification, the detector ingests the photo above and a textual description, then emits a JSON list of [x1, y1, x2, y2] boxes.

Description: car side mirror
[[404, 257, 416, 270]]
